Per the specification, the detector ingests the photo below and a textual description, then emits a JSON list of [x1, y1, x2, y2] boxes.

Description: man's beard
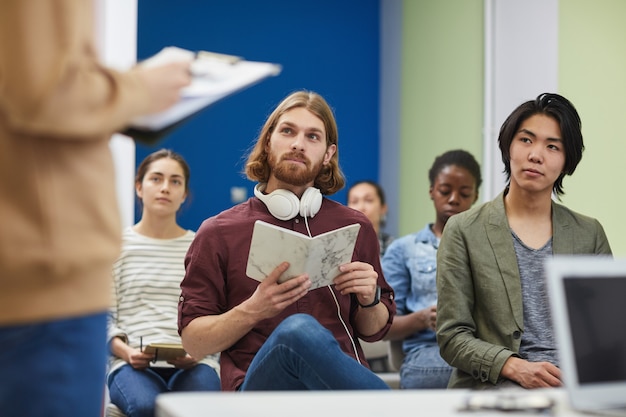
[[268, 151, 323, 187]]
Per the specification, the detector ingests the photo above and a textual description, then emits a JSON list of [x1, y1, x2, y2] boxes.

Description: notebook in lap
[[546, 256, 626, 416]]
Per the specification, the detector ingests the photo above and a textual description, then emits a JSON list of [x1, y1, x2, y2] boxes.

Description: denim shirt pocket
[[411, 257, 438, 296]]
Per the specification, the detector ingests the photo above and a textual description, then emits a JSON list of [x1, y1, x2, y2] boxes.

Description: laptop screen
[[546, 256, 626, 413], [563, 276, 626, 384]]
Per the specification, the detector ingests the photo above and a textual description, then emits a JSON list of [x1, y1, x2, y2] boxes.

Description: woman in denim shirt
[[382, 150, 481, 388]]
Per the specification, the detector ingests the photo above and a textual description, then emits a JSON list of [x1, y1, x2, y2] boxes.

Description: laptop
[[545, 255, 626, 416]]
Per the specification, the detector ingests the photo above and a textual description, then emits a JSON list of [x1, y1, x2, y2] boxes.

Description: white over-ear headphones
[[254, 183, 322, 220]]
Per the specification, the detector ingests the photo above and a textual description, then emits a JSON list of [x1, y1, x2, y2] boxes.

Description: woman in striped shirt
[[107, 149, 220, 417]]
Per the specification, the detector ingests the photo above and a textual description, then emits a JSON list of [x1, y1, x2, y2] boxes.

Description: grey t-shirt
[[511, 231, 559, 367]]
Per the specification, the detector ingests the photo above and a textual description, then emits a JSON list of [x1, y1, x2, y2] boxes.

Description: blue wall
[[136, 0, 381, 231]]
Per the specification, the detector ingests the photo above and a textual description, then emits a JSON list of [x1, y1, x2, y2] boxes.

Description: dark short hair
[[498, 93, 583, 196], [428, 149, 482, 190]]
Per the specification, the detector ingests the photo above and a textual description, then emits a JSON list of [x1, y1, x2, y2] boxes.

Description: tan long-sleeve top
[[0, 0, 155, 324]]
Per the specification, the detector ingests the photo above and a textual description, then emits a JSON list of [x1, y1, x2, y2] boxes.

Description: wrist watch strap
[[358, 285, 381, 308]]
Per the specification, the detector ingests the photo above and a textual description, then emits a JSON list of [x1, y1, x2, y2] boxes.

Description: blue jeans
[[108, 363, 220, 417], [400, 342, 452, 389], [240, 313, 390, 390], [0, 312, 108, 417]]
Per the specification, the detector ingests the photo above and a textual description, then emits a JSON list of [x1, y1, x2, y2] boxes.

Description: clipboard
[[122, 47, 282, 143]]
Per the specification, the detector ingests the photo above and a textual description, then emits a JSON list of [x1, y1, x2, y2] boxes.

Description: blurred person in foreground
[[0, 1, 192, 415]]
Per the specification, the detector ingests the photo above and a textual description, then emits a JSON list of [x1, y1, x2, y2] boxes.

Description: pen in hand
[[140, 336, 143, 352]]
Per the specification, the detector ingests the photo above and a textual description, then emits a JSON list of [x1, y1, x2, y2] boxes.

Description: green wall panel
[[399, 0, 483, 236], [559, 0, 626, 256]]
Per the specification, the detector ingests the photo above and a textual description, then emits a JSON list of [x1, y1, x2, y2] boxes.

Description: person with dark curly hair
[[383, 149, 481, 389]]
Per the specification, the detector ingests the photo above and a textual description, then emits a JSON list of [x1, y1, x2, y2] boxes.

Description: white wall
[[379, 0, 402, 237], [482, 0, 559, 201], [93, 0, 137, 228]]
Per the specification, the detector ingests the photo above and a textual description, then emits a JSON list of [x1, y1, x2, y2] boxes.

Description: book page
[[246, 220, 361, 290]]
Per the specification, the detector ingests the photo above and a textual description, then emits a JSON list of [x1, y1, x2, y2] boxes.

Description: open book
[[246, 220, 361, 290], [143, 342, 186, 362], [123, 47, 282, 143]]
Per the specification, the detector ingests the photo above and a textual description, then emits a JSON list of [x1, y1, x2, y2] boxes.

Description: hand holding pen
[[126, 336, 154, 370]]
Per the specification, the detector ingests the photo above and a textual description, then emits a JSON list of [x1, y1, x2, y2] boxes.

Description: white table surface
[[156, 388, 589, 417]]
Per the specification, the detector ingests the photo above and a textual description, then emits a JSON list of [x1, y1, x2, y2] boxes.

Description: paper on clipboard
[[123, 47, 282, 142]]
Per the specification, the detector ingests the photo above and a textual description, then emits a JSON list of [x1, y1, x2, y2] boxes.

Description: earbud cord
[[327, 284, 361, 365], [304, 212, 361, 365], [303, 211, 312, 238]]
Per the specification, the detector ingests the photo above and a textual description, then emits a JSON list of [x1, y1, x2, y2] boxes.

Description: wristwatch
[[358, 285, 381, 308]]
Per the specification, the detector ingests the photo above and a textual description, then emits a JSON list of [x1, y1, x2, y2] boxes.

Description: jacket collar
[[484, 189, 572, 328]]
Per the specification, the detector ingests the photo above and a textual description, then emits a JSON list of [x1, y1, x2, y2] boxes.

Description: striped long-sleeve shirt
[[107, 227, 219, 377]]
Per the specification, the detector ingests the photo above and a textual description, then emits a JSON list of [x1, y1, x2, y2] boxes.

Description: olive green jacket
[[436, 191, 612, 389]]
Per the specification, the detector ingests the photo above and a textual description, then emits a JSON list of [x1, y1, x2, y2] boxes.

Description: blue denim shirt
[[382, 224, 439, 353]]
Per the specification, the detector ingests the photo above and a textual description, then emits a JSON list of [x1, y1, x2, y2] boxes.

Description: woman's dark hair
[[135, 148, 191, 195], [347, 180, 386, 206], [498, 93, 583, 196], [428, 149, 482, 190]]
